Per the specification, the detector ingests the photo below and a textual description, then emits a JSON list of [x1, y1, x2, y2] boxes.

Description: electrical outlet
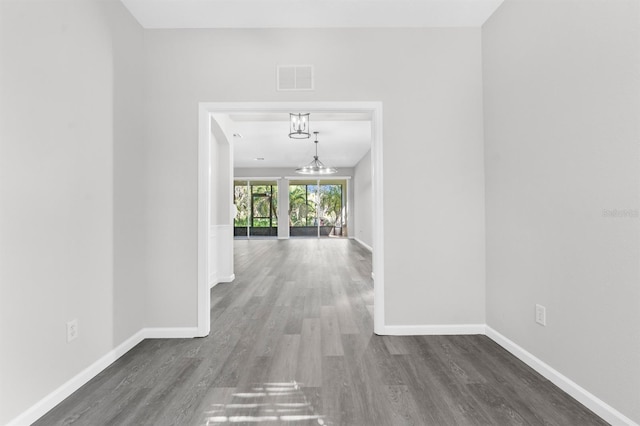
[[535, 304, 546, 326], [67, 319, 78, 342]]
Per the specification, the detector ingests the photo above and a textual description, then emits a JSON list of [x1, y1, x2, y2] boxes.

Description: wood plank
[[34, 239, 608, 426], [302, 287, 321, 319], [321, 355, 347, 426], [385, 385, 424, 426], [320, 306, 344, 356], [268, 334, 300, 382], [341, 334, 396, 425], [283, 293, 305, 335], [296, 318, 322, 387], [331, 277, 359, 335]]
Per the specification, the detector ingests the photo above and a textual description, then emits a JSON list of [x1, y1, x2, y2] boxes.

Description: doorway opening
[[198, 102, 385, 336]]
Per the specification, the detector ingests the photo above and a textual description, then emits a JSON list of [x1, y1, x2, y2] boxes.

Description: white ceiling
[[214, 113, 372, 169], [120, 0, 504, 29]]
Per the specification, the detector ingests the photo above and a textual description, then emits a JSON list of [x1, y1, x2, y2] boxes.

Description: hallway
[[36, 239, 605, 425]]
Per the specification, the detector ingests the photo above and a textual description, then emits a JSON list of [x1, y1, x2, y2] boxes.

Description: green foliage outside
[[318, 184, 342, 227], [289, 184, 342, 227], [235, 182, 343, 229], [234, 185, 249, 226], [289, 184, 316, 226], [251, 185, 278, 227]]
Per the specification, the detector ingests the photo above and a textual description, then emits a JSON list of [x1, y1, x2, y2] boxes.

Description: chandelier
[[289, 113, 310, 139], [295, 132, 337, 175]]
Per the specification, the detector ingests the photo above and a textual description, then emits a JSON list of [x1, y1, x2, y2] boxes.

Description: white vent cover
[[277, 65, 314, 91]]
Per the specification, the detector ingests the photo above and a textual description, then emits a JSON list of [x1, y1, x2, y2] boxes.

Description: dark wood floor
[[36, 238, 607, 425]]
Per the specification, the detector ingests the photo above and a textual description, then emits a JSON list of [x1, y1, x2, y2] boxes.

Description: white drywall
[[209, 118, 234, 284], [354, 149, 373, 248], [0, 0, 145, 423], [112, 0, 146, 347], [142, 28, 486, 328], [209, 121, 220, 283], [277, 178, 291, 239], [483, 0, 640, 423]]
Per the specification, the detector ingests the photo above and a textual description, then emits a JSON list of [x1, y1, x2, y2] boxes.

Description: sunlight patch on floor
[[204, 381, 327, 425]]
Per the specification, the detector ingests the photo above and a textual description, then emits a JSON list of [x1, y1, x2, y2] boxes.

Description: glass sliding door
[[234, 180, 278, 238], [318, 182, 344, 236], [234, 181, 249, 237], [250, 182, 278, 237], [289, 182, 317, 237], [289, 179, 345, 238]]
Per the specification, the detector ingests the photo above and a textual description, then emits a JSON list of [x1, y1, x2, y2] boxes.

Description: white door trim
[[197, 101, 384, 336], [198, 106, 212, 336]]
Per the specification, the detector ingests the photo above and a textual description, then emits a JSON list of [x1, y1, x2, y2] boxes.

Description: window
[[251, 184, 278, 229], [234, 181, 278, 237], [289, 184, 316, 227], [289, 180, 343, 237], [234, 184, 249, 228], [318, 184, 343, 227]]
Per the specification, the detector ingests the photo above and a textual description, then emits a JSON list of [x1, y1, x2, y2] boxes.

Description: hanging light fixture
[[295, 132, 337, 175], [289, 113, 310, 139]]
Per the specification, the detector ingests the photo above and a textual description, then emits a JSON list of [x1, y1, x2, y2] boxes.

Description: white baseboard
[[6, 329, 146, 426], [217, 274, 235, 283], [6, 327, 201, 426], [353, 237, 373, 252], [486, 326, 638, 426], [382, 324, 486, 336], [143, 327, 201, 339], [210, 274, 235, 289]]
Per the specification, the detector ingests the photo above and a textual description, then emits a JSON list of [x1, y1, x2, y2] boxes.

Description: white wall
[[210, 118, 234, 284], [277, 178, 290, 239], [208, 121, 220, 284], [112, 0, 146, 347], [483, 0, 640, 423], [0, 0, 145, 424], [212, 119, 233, 227], [143, 28, 486, 328], [354, 149, 373, 248]]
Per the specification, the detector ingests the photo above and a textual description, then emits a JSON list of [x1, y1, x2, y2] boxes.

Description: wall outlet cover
[[67, 319, 78, 342], [535, 304, 546, 326]]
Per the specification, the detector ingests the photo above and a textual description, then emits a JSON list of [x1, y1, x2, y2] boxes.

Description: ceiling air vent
[[277, 65, 314, 91]]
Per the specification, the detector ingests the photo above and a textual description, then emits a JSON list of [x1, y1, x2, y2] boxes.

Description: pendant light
[[289, 113, 310, 139], [295, 132, 337, 175]]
